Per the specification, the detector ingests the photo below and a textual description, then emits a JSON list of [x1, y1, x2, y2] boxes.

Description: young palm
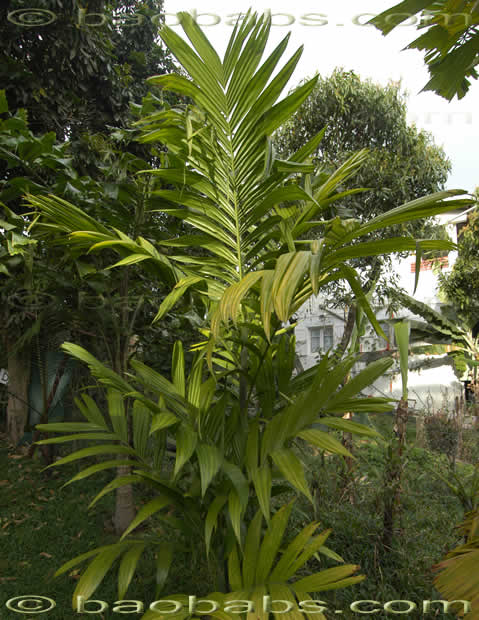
[[28, 10, 474, 618]]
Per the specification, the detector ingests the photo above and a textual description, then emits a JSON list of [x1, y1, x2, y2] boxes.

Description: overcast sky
[[162, 0, 479, 194]]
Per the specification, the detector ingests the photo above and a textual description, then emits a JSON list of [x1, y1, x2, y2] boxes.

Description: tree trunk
[[415, 412, 425, 447], [334, 304, 357, 360], [473, 378, 479, 428], [335, 306, 358, 504], [112, 464, 136, 535], [6, 340, 31, 446], [112, 270, 136, 536], [382, 398, 408, 551], [340, 421, 355, 505], [456, 395, 464, 461]]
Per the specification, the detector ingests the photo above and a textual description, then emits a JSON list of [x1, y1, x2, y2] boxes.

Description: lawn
[[0, 417, 477, 619]]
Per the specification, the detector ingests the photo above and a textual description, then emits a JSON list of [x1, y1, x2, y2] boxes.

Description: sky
[[162, 0, 479, 194]]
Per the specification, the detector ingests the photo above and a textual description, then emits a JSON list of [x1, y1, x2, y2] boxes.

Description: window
[[310, 326, 334, 353], [310, 328, 321, 353], [324, 326, 334, 349]]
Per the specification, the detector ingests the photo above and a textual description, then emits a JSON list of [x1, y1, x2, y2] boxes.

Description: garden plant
[[26, 10, 474, 619]]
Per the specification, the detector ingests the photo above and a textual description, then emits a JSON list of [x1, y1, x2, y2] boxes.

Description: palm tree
[[27, 11, 473, 614]]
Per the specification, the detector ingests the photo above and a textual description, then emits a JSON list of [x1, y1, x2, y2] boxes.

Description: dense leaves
[[25, 10, 474, 619], [369, 0, 479, 100], [274, 70, 451, 239], [274, 69, 452, 303], [0, 0, 176, 141], [440, 204, 479, 336]]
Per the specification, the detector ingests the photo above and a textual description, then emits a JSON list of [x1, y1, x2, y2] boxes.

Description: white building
[[294, 209, 471, 413]]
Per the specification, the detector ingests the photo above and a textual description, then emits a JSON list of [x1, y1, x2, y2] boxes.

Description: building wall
[[295, 211, 468, 412]]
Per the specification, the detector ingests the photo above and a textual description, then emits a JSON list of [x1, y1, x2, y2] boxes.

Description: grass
[[293, 415, 474, 619], [0, 437, 215, 619], [0, 415, 477, 620], [0, 438, 126, 619]]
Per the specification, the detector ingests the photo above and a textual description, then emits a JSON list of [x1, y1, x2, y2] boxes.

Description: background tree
[[440, 199, 479, 337], [439, 200, 479, 424], [0, 0, 181, 447], [0, 0, 175, 142], [0, 0, 188, 536], [275, 69, 452, 340], [368, 0, 479, 606], [0, 92, 202, 534], [369, 0, 479, 101], [274, 69, 451, 237]]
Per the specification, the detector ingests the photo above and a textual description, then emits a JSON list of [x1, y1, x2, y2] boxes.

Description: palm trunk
[[336, 306, 358, 504], [6, 338, 31, 446], [113, 464, 136, 534], [335, 305, 357, 359], [112, 270, 136, 536], [340, 414, 355, 505], [382, 398, 408, 550], [456, 395, 464, 461]]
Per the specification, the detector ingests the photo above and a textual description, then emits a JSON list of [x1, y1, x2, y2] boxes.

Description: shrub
[[424, 413, 459, 466]]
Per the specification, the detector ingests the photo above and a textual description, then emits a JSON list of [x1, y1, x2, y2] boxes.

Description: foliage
[[27, 11, 473, 618], [424, 413, 460, 465], [0, 0, 176, 142], [369, 0, 479, 101], [0, 87, 195, 368], [274, 70, 451, 237], [0, 434, 468, 620], [434, 508, 479, 619], [459, 428, 479, 464], [390, 289, 479, 380], [0, 93, 90, 230], [429, 461, 479, 512], [440, 205, 479, 337], [274, 69, 452, 304], [0, 203, 37, 282], [295, 438, 464, 617], [401, 203, 479, 616], [0, 91, 197, 456]]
